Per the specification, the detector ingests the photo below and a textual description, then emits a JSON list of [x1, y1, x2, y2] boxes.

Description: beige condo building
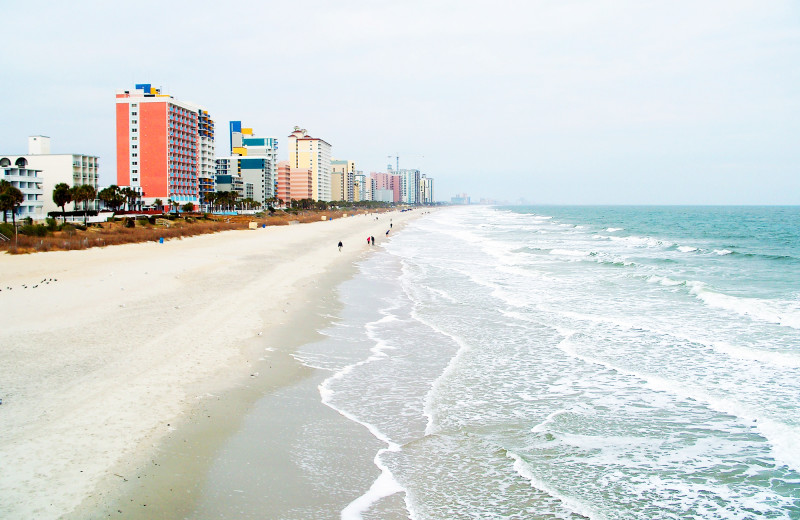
[[287, 127, 331, 201], [330, 159, 355, 202]]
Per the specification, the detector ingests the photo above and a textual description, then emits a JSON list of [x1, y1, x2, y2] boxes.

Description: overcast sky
[[2, 0, 798, 203]]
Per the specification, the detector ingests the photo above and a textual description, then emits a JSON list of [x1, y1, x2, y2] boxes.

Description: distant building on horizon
[[397, 168, 421, 204], [1, 136, 99, 216], [371, 171, 400, 203], [451, 193, 470, 205], [287, 127, 331, 201], [115, 83, 215, 209], [419, 174, 434, 204]]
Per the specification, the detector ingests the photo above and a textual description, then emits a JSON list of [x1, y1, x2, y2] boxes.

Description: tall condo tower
[[287, 127, 331, 201], [115, 83, 214, 207]]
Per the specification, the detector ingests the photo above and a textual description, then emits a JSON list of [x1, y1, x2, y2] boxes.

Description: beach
[[0, 209, 420, 519]]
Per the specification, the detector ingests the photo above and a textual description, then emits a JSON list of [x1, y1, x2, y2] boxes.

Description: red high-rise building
[[115, 83, 214, 208]]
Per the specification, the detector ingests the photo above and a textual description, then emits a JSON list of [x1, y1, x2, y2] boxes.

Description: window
[[132, 153, 138, 157], [132, 145, 138, 149], [131, 128, 137, 132], [132, 137, 137, 141], [131, 112, 137, 116]]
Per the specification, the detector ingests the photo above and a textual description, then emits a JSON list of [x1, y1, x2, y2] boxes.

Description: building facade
[[398, 168, 421, 204], [330, 159, 355, 202], [287, 127, 331, 201], [0, 157, 44, 220], [276, 160, 313, 203], [1, 136, 99, 215], [353, 171, 371, 202], [419, 174, 435, 204], [198, 111, 216, 205], [215, 157, 247, 199], [116, 83, 214, 208], [229, 121, 277, 204]]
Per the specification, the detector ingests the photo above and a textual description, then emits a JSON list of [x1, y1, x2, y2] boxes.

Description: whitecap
[[549, 249, 591, 257]]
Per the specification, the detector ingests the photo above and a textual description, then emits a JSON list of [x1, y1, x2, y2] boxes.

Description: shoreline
[[0, 209, 427, 519]]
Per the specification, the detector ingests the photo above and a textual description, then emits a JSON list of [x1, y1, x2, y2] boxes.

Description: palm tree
[[203, 191, 216, 212], [153, 198, 163, 213], [71, 184, 96, 225], [0, 180, 25, 227], [98, 185, 124, 212], [53, 182, 73, 222]]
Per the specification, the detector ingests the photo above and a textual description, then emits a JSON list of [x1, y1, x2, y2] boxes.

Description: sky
[[2, 0, 798, 204]]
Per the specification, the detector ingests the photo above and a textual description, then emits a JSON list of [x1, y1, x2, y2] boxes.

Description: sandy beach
[[0, 210, 421, 519]]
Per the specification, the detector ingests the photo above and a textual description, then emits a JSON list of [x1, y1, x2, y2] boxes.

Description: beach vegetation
[[0, 222, 14, 238], [181, 202, 194, 213], [19, 224, 48, 237], [0, 207, 392, 254]]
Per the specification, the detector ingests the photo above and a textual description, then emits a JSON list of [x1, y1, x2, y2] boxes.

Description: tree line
[[1, 180, 397, 227]]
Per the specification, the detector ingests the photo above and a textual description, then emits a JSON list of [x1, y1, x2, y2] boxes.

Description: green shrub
[[0, 222, 15, 238], [19, 224, 48, 237], [45, 217, 58, 231]]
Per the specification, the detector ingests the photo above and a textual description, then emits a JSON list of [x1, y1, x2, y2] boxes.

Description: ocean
[[295, 206, 800, 519]]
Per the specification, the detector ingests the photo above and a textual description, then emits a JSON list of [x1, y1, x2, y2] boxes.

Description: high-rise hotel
[[115, 83, 214, 207], [287, 127, 331, 201]]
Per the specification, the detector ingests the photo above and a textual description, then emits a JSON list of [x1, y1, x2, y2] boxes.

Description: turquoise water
[[299, 206, 800, 519]]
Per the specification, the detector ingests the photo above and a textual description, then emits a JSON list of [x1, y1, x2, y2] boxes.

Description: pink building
[[370, 172, 401, 203], [276, 160, 312, 202]]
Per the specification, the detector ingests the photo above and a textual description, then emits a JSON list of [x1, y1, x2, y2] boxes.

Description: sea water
[[296, 206, 800, 519]]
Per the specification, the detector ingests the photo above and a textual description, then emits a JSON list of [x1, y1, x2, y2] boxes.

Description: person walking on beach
[[385, 229, 390, 236], [338, 241, 343, 252], [371, 236, 375, 245], [367, 236, 371, 245]]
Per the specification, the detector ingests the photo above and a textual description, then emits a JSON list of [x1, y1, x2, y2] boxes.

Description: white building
[[398, 168, 421, 204], [215, 155, 269, 205], [419, 174, 435, 204], [1, 136, 99, 216], [1, 157, 44, 220]]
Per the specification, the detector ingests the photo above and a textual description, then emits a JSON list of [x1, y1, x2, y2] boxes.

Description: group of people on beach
[[338, 218, 392, 252]]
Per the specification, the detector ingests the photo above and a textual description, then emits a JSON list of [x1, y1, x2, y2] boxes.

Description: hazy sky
[[2, 0, 798, 203]]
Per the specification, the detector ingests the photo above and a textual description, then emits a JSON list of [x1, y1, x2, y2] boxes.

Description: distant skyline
[[2, 0, 798, 204]]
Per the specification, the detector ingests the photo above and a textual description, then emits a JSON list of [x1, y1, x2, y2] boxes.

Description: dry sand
[[0, 210, 420, 519]]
